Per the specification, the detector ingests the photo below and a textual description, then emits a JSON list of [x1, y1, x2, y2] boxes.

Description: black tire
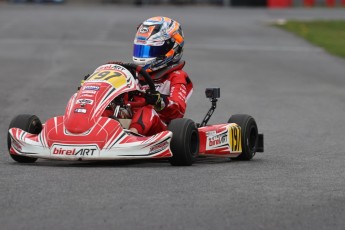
[[7, 114, 42, 163], [228, 114, 258, 161], [168, 118, 199, 166]]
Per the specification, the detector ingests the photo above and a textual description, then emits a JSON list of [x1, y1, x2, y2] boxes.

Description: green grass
[[275, 20, 345, 58]]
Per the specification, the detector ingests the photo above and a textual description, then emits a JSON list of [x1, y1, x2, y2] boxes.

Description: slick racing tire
[[228, 114, 258, 161], [168, 118, 199, 166], [7, 114, 42, 163]]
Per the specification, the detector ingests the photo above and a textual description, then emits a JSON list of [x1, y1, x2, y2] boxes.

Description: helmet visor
[[133, 44, 165, 58]]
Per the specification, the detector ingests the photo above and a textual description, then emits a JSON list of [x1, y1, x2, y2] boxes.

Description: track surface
[[0, 5, 344, 230]]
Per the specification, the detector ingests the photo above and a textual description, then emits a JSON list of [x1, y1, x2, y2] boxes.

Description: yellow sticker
[[88, 70, 127, 89], [229, 124, 242, 153]]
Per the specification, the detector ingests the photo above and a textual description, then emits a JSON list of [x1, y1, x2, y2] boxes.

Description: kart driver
[[108, 16, 193, 136]]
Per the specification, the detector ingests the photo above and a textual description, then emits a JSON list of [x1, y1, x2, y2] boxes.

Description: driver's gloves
[[145, 91, 168, 111]]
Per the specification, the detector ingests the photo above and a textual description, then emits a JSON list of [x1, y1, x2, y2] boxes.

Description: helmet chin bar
[[133, 57, 155, 68], [133, 55, 170, 72]]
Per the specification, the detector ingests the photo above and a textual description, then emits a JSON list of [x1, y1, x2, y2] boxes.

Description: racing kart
[[7, 63, 264, 166]]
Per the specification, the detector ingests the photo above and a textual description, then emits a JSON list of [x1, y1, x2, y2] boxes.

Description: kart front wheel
[[228, 114, 258, 161], [7, 114, 42, 163], [168, 118, 199, 166]]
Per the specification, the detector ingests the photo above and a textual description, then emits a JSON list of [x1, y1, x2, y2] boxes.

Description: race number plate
[[229, 124, 242, 153]]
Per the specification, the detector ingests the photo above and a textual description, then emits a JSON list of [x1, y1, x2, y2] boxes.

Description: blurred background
[[2, 0, 345, 7], [0, 1, 344, 230]]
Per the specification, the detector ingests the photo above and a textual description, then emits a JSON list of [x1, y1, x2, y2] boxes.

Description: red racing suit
[[129, 61, 193, 136]]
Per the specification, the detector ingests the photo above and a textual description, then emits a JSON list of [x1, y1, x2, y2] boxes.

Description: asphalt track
[[0, 4, 345, 230]]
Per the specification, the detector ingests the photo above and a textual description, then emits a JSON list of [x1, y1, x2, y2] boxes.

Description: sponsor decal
[[85, 80, 106, 84], [206, 125, 242, 152], [206, 131, 216, 137], [208, 133, 228, 147], [80, 94, 95, 98], [81, 90, 96, 94], [51, 145, 99, 157], [83, 85, 100, 91], [74, 108, 87, 114], [149, 141, 169, 155], [96, 65, 126, 72], [76, 99, 93, 105]]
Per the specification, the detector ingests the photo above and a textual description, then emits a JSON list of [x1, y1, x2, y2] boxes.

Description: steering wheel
[[119, 63, 155, 91], [118, 63, 155, 108]]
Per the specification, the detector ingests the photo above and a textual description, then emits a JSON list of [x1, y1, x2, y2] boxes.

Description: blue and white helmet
[[133, 16, 184, 72]]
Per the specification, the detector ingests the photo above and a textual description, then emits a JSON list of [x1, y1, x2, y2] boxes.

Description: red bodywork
[[8, 63, 244, 161]]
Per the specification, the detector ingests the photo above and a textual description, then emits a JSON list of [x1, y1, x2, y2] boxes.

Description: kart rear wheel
[[7, 114, 42, 163], [168, 118, 199, 166], [228, 114, 258, 161]]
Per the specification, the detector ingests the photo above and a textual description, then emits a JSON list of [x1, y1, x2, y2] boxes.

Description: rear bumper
[[257, 134, 264, 152]]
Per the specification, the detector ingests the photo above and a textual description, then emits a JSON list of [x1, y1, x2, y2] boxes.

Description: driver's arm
[[159, 71, 189, 121]]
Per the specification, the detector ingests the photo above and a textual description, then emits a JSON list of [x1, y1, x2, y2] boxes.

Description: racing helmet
[[133, 16, 184, 72]]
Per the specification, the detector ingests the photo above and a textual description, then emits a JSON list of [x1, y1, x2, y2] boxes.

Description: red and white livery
[[8, 63, 264, 166]]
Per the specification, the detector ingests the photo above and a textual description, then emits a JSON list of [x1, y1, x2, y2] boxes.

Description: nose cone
[[64, 113, 94, 134]]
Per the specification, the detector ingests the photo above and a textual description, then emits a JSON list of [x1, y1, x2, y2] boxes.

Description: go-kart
[[7, 63, 264, 166]]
